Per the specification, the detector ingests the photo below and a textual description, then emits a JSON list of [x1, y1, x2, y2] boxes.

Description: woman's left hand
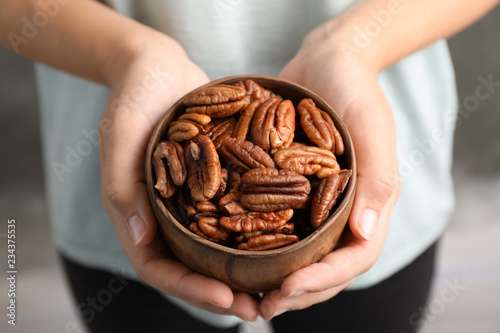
[[259, 20, 401, 320]]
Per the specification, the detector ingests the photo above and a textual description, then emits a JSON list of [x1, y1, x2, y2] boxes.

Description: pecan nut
[[167, 120, 201, 142], [218, 191, 247, 215], [153, 141, 186, 198], [275, 222, 295, 234], [234, 230, 264, 243], [311, 169, 352, 228], [204, 118, 236, 150], [196, 201, 222, 214], [197, 215, 232, 243], [178, 113, 212, 125], [237, 233, 299, 251], [273, 145, 340, 178], [227, 171, 242, 193], [167, 113, 210, 142], [218, 137, 276, 174], [185, 135, 222, 202], [220, 208, 294, 233], [190, 222, 212, 241], [250, 97, 295, 151], [190, 220, 231, 244], [240, 168, 311, 211], [232, 101, 260, 141], [213, 168, 228, 201], [234, 79, 282, 104], [298, 98, 345, 155], [233, 224, 295, 244], [184, 85, 250, 118], [221, 201, 247, 216]]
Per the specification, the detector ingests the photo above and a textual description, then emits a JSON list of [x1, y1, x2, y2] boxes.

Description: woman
[[1, 0, 498, 332]]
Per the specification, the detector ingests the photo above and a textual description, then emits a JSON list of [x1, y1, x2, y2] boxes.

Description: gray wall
[[1, 6, 499, 332]]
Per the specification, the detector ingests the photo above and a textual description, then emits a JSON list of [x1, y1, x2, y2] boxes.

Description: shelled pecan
[[237, 233, 299, 251], [204, 118, 236, 150], [184, 85, 250, 118], [196, 201, 222, 214], [197, 215, 233, 242], [273, 145, 340, 178], [218, 191, 247, 215], [220, 208, 294, 233], [167, 113, 210, 142], [232, 101, 260, 141], [298, 98, 344, 155], [213, 168, 228, 201], [310, 169, 353, 228], [185, 135, 222, 202], [250, 97, 295, 151], [234, 79, 281, 104], [240, 168, 311, 212], [218, 137, 275, 174], [189, 222, 229, 244], [233, 222, 294, 243], [227, 172, 242, 193], [152, 141, 186, 198]]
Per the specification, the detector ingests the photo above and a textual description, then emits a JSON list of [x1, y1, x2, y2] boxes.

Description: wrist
[[318, 17, 388, 74], [99, 26, 186, 89]]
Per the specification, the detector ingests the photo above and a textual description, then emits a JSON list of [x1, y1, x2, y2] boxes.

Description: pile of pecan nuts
[[153, 80, 352, 251]]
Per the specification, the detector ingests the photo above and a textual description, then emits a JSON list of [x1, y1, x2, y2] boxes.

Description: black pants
[[61, 242, 437, 333]]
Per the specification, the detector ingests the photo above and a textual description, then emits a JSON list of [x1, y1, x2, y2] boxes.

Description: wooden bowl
[[145, 75, 357, 293]]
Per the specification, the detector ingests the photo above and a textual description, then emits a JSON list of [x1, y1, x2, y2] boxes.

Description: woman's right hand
[[98, 37, 260, 321]]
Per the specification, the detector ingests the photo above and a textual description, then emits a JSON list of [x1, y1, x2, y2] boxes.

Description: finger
[[338, 79, 401, 241], [101, 161, 158, 246], [101, 175, 236, 309], [112, 230, 236, 311], [278, 172, 398, 297], [186, 292, 261, 322], [105, 196, 248, 316], [260, 279, 354, 320], [279, 164, 399, 297], [278, 232, 377, 297], [138, 239, 260, 321], [106, 190, 258, 318], [227, 292, 261, 322]]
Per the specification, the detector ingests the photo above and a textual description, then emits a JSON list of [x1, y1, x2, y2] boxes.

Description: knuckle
[[102, 181, 127, 212], [370, 170, 401, 202], [360, 254, 379, 275], [134, 270, 148, 285]]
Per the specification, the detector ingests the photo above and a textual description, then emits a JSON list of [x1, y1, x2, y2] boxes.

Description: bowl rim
[[145, 74, 357, 257]]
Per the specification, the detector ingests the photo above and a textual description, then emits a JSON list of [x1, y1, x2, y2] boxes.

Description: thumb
[[99, 109, 158, 247], [342, 84, 401, 241], [102, 180, 158, 247], [348, 164, 401, 241]]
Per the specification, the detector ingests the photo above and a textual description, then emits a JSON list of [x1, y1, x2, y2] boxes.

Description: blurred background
[[1, 6, 499, 333]]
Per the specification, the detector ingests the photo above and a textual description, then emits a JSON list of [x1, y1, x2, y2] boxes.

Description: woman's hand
[[260, 22, 401, 320], [98, 39, 260, 321]]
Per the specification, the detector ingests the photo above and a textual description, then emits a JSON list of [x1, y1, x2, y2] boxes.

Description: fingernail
[[271, 308, 288, 319], [286, 290, 305, 297], [358, 209, 379, 240], [238, 313, 258, 322], [210, 301, 231, 309], [127, 215, 146, 245]]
